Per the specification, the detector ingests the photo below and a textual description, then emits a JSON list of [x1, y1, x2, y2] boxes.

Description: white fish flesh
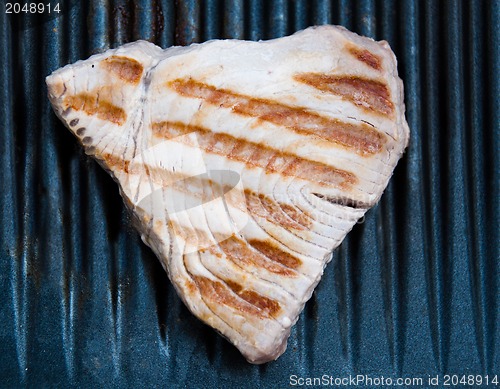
[[45, 25, 410, 364]]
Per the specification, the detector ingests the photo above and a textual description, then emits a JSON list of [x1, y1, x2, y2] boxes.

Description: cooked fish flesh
[[46, 25, 409, 364]]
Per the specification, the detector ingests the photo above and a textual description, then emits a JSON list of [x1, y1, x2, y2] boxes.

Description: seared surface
[[46, 25, 409, 363]]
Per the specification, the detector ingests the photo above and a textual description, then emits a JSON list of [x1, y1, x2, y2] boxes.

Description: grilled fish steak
[[46, 25, 409, 364]]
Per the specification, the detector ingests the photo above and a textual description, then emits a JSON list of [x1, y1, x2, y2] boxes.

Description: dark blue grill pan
[[0, 0, 498, 387]]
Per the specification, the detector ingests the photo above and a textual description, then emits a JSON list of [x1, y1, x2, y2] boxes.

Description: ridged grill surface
[[0, 1, 498, 387]]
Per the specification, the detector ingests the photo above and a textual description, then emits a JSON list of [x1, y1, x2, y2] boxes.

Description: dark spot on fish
[[69, 118, 79, 127], [82, 136, 93, 145], [62, 107, 72, 116], [313, 193, 369, 209], [76, 127, 86, 136]]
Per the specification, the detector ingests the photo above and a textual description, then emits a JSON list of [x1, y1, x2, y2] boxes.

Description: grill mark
[[346, 44, 382, 70], [184, 262, 249, 340], [295, 73, 394, 117], [91, 155, 238, 202], [102, 55, 144, 84], [168, 78, 385, 156], [248, 239, 302, 270], [216, 236, 298, 277], [287, 188, 346, 240], [151, 121, 358, 190], [168, 221, 216, 248], [101, 155, 312, 234], [170, 218, 301, 278], [48, 81, 66, 100], [221, 279, 281, 318], [63, 93, 126, 125], [279, 203, 314, 228], [168, 221, 289, 316], [245, 190, 310, 230], [191, 275, 278, 318], [98, 152, 131, 173], [129, 164, 186, 187], [147, 171, 233, 202]]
